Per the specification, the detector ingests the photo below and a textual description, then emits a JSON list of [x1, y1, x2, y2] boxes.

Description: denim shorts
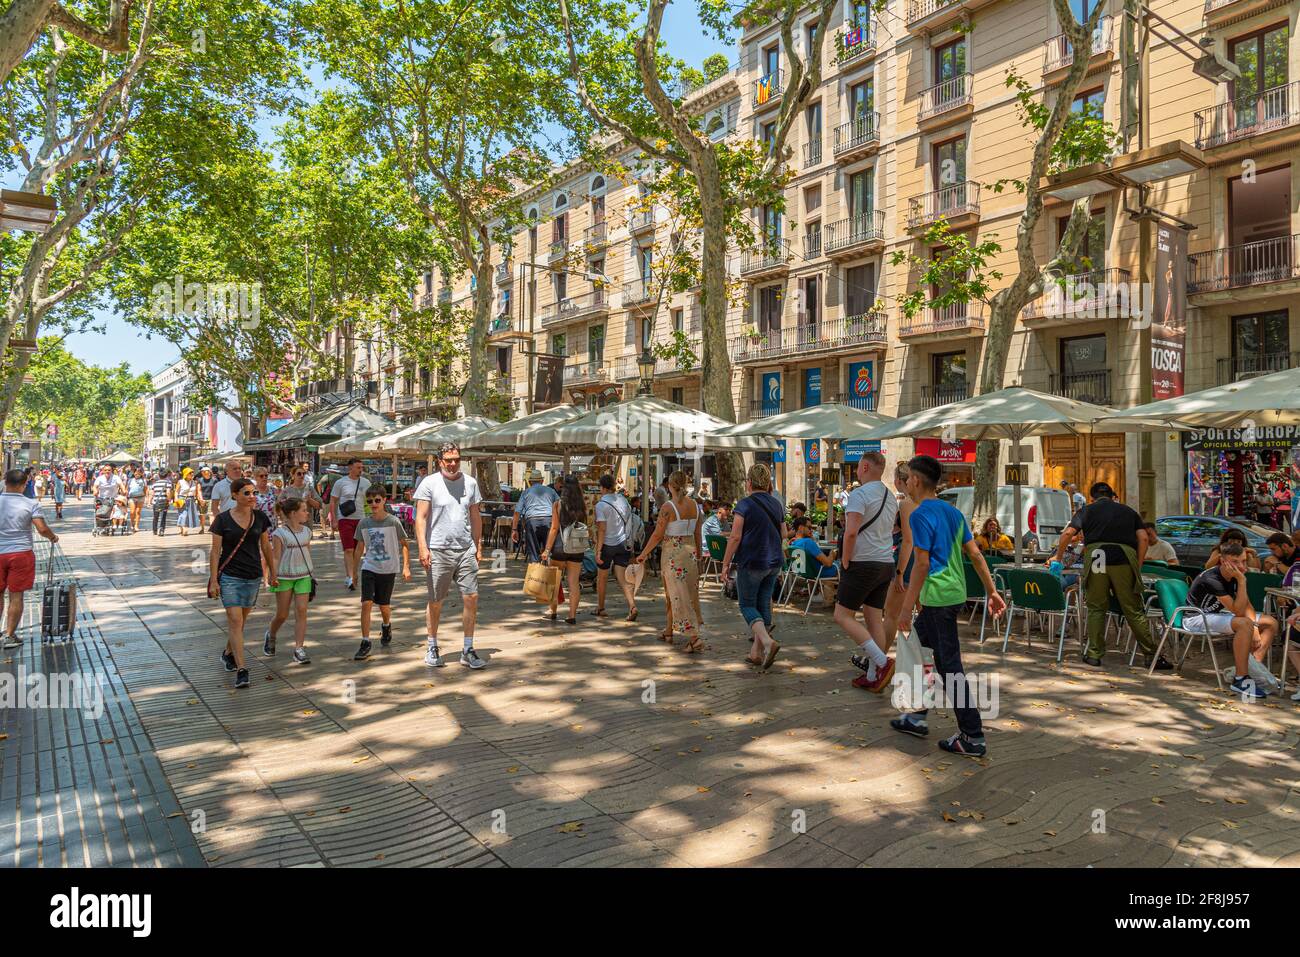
[[219, 574, 261, 608]]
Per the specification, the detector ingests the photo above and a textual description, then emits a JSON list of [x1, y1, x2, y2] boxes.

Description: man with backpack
[[891, 455, 1006, 758], [592, 473, 639, 621]]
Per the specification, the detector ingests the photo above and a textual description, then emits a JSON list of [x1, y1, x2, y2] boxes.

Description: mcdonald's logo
[[1024, 581, 1042, 595]]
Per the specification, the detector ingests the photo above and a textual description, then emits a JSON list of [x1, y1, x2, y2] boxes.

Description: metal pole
[[1135, 14, 1156, 522], [1013, 432, 1024, 565]]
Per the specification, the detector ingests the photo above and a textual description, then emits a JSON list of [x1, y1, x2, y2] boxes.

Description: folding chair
[[780, 547, 838, 616], [995, 567, 1077, 661], [702, 535, 728, 586], [1148, 578, 1231, 690]]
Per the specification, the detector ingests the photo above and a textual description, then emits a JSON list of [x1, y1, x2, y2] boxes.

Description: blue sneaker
[[890, 714, 929, 738], [1230, 676, 1268, 699], [938, 732, 987, 758]]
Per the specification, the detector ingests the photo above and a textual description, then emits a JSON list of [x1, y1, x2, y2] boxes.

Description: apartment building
[[142, 358, 242, 469]]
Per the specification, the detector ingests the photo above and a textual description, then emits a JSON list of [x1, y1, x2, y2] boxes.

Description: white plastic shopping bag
[[891, 630, 937, 711]]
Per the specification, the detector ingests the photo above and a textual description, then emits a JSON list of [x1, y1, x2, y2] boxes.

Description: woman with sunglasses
[[208, 478, 276, 689]]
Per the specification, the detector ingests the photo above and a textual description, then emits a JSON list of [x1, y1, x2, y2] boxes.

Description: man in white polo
[[414, 442, 484, 669], [209, 461, 244, 515]]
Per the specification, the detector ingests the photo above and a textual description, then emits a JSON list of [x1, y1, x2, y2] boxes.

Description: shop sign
[[1180, 425, 1300, 452]]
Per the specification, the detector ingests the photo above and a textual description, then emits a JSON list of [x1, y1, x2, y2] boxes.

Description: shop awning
[[242, 402, 394, 453]]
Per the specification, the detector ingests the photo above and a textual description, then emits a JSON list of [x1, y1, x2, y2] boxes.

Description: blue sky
[[62, 6, 731, 378]]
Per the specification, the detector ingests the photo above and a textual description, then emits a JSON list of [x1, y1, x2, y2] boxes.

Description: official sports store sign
[[1151, 223, 1188, 401], [1180, 425, 1300, 452]]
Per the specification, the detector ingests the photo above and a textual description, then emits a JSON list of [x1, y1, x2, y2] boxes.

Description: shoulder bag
[[285, 526, 317, 601]]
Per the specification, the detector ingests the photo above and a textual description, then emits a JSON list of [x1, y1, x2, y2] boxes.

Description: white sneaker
[[1292, 686, 1300, 702], [424, 645, 445, 667]]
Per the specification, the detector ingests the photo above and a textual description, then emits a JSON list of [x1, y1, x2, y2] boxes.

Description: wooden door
[[1043, 434, 1126, 503]]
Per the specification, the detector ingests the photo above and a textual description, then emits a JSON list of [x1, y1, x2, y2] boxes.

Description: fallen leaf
[[696, 786, 710, 793], [558, 822, 584, 833], [1043, 830, 1057, 837], [942, 812, 956, 822], [338, 806, 351, 814], [302, 709, 318, 716], [1151, 797, 1165, 806], [1225, 798, 1247, 805]]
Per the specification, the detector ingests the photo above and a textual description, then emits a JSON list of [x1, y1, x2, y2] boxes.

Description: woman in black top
[[207, 477, 276, 689], [542, 476, 587, 625]]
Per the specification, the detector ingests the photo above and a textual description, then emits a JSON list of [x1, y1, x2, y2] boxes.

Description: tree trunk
[[463, 248, 501, 501], [695, 153, 744, 503], [0, 0, 56, 87]]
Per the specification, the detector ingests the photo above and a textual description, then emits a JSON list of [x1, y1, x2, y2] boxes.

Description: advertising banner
[[1152, 223, 1188, 401]]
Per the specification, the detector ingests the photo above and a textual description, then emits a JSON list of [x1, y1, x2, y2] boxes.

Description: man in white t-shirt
[[413, 442, 484, 669], [329, 458, 371, 590], [835, 451, 899, 692], [209, 461, 244, 516], [592, 473, 638, 620], [0, 469, 59, 649], [92, 466, 117, 503]]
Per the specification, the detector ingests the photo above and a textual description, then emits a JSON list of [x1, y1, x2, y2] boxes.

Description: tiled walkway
[[4, 499, 1300, 867]]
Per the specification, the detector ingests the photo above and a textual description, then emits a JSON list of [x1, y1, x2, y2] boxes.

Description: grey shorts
[[426, 546, 478, 602]]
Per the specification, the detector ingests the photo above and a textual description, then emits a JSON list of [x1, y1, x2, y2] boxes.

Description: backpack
[[626, 509, 645, 549], [561, 522, 590, 554]]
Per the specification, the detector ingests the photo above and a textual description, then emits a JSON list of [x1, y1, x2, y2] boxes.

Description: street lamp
[[636, 347, 655, 396]]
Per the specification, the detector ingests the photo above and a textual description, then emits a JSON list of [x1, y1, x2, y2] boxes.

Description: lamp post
[[636, 347, 655, 396]]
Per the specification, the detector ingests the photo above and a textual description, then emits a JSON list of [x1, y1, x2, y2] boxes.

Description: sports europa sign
[[1181, 425, 1300, 452]]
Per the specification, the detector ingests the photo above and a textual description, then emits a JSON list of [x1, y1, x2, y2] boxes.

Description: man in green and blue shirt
[[892, 455, 1005, 757]]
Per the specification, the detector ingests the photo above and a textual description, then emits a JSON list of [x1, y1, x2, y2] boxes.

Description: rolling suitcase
[[40, 556, 77, 640]]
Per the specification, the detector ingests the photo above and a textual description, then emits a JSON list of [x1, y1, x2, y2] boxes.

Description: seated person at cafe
[[1143, 521, 1178, 564], [1186, 542, 1280, 697], [784, 501, 808, 541], [974, 517, 1013, 553], [701, 501, 732, 540], [1263, 532, 1298, 575], [789, 517, 838, 578], [1205, 528, 1262, 571]]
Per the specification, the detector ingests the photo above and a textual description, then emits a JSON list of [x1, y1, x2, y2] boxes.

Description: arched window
[[706, 113, 724, 136], [554, 192, 569, 211], [590, 175, 606, 194]]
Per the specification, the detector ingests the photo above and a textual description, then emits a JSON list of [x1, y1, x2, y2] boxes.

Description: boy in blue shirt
[[892, 455, 1005, 757]]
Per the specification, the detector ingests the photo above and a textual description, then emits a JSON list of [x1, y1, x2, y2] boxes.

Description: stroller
[[93, 500, 114, 536]]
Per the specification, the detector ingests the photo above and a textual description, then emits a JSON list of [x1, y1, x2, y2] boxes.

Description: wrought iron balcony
[[438, 288, 452, 305], [740, 236, 792, 277], [832, 111, 880, 159], [495, 262, 512, 284], [907, 181, 980, 230], [1204, 0, 1282, 24], [918, 73, 972, 124], [804, 229, 822, 258], [899, 302, 985, 340], [921, 383, 969, 407], [803, 137, 823, 167], [1187, 233, 1300, 294], [831, 390, 879, 412], [615, 338, 702, 379], [548, 237, 569, 260], [540, 289, 610, 326], [1043, 15, 1114, 75], [823, 210, 885, 257], [729, 312, 887, 364], [622, 276, 655, 307], [754, 69, 783, 109], [1194, 81, 1300, 150], [395, 391, 456, 413], [1216, 352, 1299, 384], [628, 209, 655, 233], [584, 222, 608, 248], [1049, 369, 1112, 406], [1022, 267, 1136, 321], [835, 21, 876, 66], [562, 359, 616, 387]]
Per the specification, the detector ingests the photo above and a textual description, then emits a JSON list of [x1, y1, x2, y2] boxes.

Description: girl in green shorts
[[266, 497, 314, 664]]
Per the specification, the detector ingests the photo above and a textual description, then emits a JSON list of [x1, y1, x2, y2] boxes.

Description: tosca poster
[[1152, 223, 1188, 401]]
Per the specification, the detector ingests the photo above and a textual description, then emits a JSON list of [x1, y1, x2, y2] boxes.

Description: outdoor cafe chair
[[1148, 577, 1237, 689], [994, 567, 1078, 662], [703, 534, 728, 586], [781, 546, 838, 616]]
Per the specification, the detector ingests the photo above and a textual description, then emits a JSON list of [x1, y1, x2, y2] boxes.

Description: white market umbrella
[[859, 386, 1167, 563], [407, 416, 501, 451], [526, 394, 777, 453], [318, 428, 392, 457], [459, 404, 589, 457], [1098, 366, 1300, 429]]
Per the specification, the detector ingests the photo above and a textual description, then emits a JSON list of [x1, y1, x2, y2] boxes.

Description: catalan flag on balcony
[[844, 27, 862, 48], [756, 74, 774, 105]]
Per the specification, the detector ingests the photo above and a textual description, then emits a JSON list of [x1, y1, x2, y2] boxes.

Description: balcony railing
[[830, 390, 879, 412], [1043, 16, 1113, 74], [918, 73, 972, 122], [418, 292, 434, 309], [803, 138, 823, 166], [921, 383, 969, 408], [584, 222, 608, 247], [628, 208, 655, 233], [729, 312, 887, 363], [804, 229, 822, 258], [540, 289, 609, 326], [395, 392, 456, 413], [754, 69, 783, 108], [489, 372, 514, 395], [548, 237, 569, 259], [824, 210, 885, 255], [562, 359, 615, 386], [832, 111, 880, 157], [1187, 233, 1300, 294], [1216, 352, 1299, 384], [488, 312, 516, 336], [1049, 369, 1112, 405], [615, 338, 702, 379], [899, 302, 985, 338], [835, 21, 876, 65], [907, 0, 959, 25], [623, 276, 655, 306], [1023, 267, 1135, 319], [1194, 80, 1300, 150], [437, 288, 452, 305], [495, 262, 512, 284], [740, 236, 792, 276], [907, 181, 980, 229]]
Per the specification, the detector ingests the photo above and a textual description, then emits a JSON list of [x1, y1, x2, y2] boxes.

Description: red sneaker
[[851, 673, 874, 690], [864, 657, 896, 693]]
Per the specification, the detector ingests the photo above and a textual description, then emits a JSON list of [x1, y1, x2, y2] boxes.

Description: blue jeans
[[736, 566, 780, 628]]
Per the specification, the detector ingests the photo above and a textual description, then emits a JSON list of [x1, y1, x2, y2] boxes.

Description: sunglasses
[[239, 489, 256, 497], [442, 458, 461, 465]]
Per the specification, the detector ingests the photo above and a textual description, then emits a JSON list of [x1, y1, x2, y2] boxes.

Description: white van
[[937, 486, 1074, 552]]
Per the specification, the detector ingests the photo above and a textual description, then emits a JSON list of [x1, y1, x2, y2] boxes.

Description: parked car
[[938, 485, 1074, 551], [1154, 515, 1276, 568]]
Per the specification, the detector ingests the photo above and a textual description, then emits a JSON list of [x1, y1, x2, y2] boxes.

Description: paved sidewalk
[[5, 499, 1300, 867]]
